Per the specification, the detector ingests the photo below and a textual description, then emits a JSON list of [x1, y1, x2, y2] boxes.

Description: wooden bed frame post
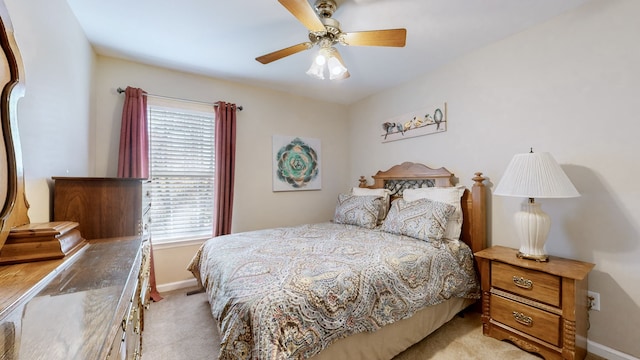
[[469, 172, 487, 255]]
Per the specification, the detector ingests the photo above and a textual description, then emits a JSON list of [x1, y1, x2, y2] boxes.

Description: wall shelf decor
[[381, 102, 447, 143]]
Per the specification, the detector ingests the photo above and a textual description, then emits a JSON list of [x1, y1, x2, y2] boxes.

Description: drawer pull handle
[[512, 311, 533, 327], [512, 276, 533, 289]]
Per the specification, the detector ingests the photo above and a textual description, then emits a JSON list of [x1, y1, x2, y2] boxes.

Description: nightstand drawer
[[492, 262, 561, 307], [491, 295, 561, 346], [475, 246, 595, 360]]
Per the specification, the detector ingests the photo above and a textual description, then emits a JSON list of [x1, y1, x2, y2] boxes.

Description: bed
[[188, 162, 487, 360]]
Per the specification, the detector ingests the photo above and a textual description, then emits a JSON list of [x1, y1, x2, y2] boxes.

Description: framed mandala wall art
[[272, 135, 322, 191]]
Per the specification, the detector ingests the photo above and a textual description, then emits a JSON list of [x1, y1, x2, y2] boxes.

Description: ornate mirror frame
[[0, 0, 30, 251]]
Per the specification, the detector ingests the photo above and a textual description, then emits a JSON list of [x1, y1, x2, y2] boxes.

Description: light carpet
[[141, 288, 605, 360]]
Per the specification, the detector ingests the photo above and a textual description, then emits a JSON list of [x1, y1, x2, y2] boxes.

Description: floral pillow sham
[[351, 187, 391, 224], [403, 186, 466, 241], [380, 197, 456, 241], [333, 194, 383, 229]]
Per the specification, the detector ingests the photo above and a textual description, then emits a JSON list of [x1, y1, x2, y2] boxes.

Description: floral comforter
[[188, 222, 480, 360]]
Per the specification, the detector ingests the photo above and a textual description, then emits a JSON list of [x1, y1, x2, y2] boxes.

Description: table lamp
[[494, 149, 579, 261]]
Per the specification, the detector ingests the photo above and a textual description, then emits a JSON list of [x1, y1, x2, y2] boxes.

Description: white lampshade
[[495, 151, 579, 262], [494, 152, 579, 198]]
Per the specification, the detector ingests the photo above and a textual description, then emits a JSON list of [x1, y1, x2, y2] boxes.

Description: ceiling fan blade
[[341, 28, 407, 47], [256, 42, 313, 64], [278, 0, 326, 33]]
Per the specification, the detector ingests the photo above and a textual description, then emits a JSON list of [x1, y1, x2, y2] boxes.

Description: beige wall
[[93, 57, 350, 285], [6, 0, 640, 357], [5, 0, 95, 223], [348, 0, 640, 357]]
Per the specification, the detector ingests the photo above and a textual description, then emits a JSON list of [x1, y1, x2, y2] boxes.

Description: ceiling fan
[[256, 0, 407, 80]]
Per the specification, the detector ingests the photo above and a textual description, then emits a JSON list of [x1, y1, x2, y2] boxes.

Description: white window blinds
[[148, 100, 215, 243]]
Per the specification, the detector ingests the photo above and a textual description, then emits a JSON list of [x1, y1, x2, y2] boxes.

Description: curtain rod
[[116, 87, 243, 111]]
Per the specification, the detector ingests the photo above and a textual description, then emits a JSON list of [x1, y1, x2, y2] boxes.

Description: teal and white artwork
[[272, 135, 321, 191]]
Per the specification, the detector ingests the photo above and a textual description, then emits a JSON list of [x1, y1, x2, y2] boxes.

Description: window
[[147, 98, 215, 244]]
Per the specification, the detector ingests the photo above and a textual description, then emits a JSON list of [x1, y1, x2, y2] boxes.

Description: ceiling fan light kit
[[306, 46, 349, 80], [257, 0, 407, 80], [327, 54, 348, 79]]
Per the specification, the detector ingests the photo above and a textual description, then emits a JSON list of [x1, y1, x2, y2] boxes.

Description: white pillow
[[351, 187, 391, 223], [403, 186, 465, 241]]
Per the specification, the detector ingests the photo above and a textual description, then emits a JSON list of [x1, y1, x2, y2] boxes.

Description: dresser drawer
[[492, 262, 561, 307], [491, 294, 561, 346], [141, 181, 151, 236]]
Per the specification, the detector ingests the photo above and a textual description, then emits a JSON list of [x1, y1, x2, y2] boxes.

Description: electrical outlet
[[588, 291, 600, 311]]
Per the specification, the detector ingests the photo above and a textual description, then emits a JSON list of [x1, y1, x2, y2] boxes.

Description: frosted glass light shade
[[306, 47, 349, 81], [306, 60, 325, 79], [327, 56, 348, 79], [494, 152, 579, 198], [314, 53, 327, 66]]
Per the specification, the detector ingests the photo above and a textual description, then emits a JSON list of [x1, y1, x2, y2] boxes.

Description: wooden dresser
[[0, 235, 150, 359], [52, 177, 150, 240], [474, 246, 594, 360], [0, 6, 148, 359]]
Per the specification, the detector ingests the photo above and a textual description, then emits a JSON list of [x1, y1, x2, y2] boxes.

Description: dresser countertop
[[0, 236, 144, 359]]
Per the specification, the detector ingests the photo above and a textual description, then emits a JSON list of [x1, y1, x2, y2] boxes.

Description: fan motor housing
[[309, 17, 341, 43], [314, 0, 337, 18]]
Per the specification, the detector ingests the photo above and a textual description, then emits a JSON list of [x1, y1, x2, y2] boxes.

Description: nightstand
[[474, 246, 595, 360]]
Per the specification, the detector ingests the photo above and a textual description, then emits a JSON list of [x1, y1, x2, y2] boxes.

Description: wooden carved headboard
[[0, 1, 30, 251], [359, 162, 487, 254]]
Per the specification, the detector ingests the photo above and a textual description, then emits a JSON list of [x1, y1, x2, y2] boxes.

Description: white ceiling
[[65, 0, 590, 105]]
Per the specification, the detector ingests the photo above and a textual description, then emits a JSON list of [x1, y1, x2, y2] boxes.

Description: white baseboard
[[156, 278, 199, 293], [589, 340, 639, 360]]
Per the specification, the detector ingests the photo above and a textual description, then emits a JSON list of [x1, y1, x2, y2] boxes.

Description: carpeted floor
[[141, 288, 605, 360]]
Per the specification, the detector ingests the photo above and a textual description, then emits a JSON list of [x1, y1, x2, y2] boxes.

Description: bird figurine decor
[[380, 103, 448, 143]]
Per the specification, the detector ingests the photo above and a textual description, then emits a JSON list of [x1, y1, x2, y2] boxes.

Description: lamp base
[[516, 251, 549, 262], [514, 199, 551, 263]]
